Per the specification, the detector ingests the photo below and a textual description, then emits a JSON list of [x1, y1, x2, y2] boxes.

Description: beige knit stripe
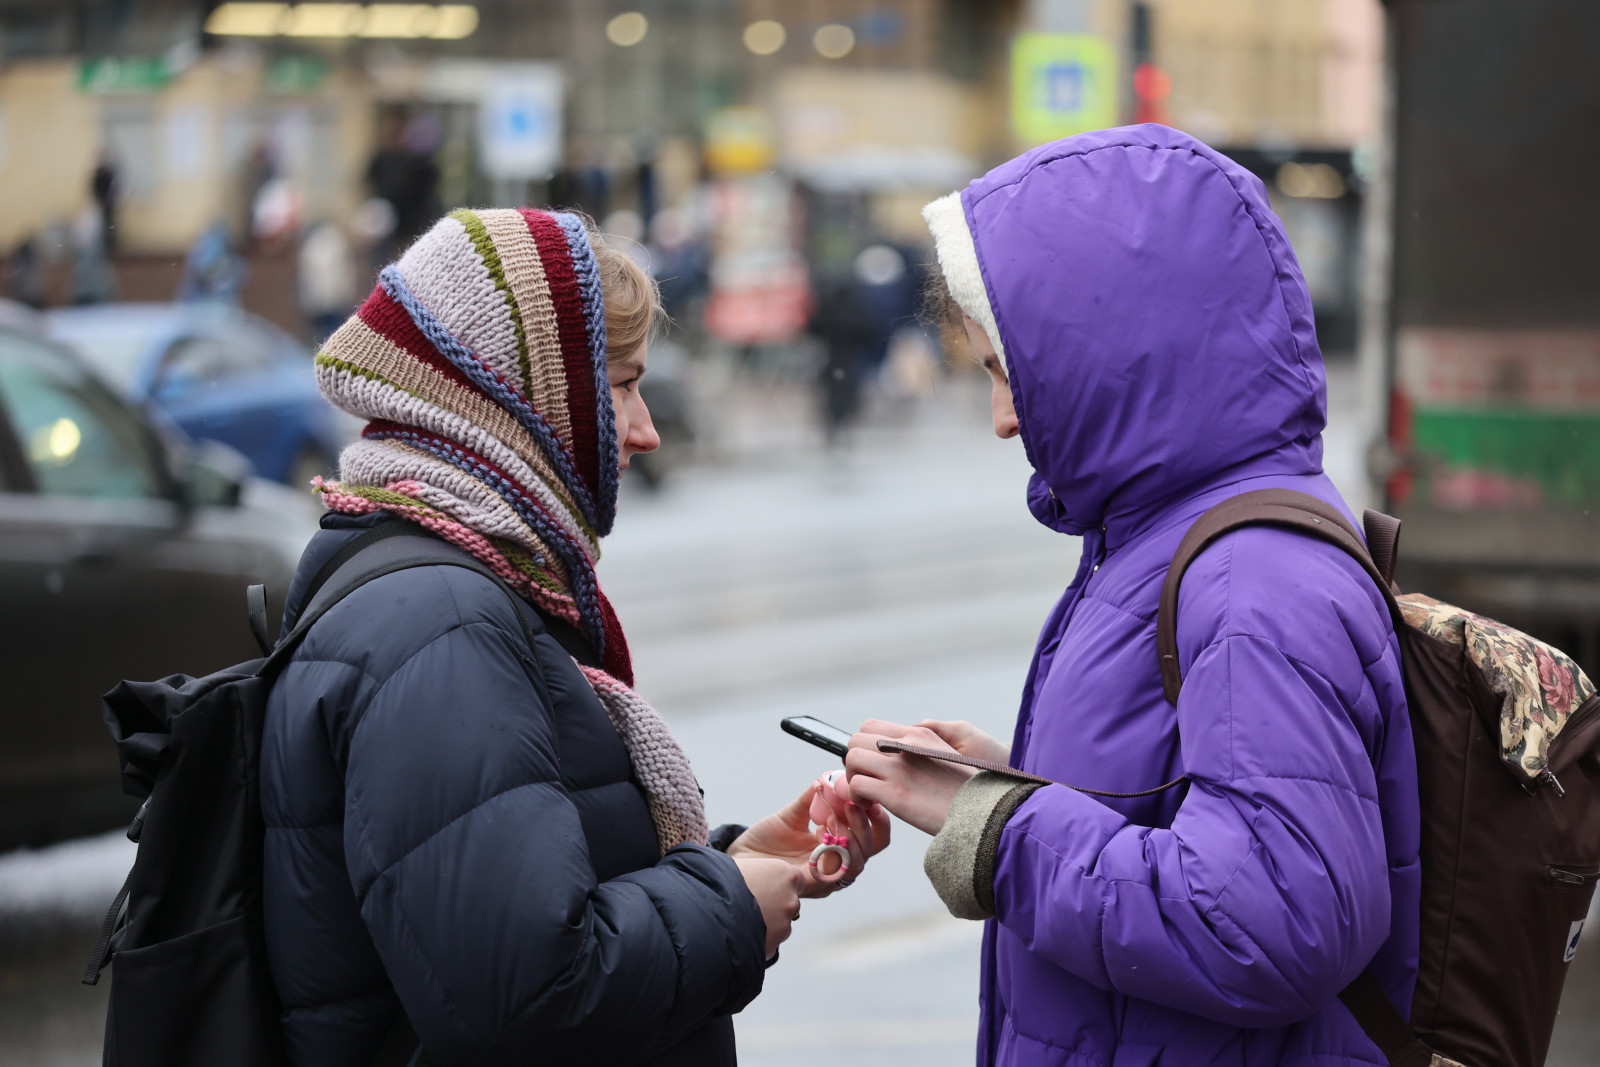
[[317, 357, 599, 559], [583, 669, 710, 853], [339, 440, 565, 569], [318, 321, 596, 550], [394, 216, 524, 388], [477, 209, 571, 443], [320, 321, 585, 535], [317, 357, 594, 558]]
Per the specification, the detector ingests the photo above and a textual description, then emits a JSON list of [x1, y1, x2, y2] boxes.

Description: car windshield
[[45, 320, 163, 392]]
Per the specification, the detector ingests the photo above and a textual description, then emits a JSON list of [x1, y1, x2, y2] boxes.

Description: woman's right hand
[[733, 857, 808, 959], [910, 719, 1010, 765]]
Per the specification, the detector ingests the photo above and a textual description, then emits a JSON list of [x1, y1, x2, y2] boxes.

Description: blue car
[[45, 302, 352, 486]]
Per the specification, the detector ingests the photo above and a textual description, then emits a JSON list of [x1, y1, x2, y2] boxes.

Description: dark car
[[44, 302, 353, 487], [0, 304, 318, 850]]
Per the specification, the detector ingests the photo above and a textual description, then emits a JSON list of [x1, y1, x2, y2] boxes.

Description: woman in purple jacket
[[845, 124, 1422, 1067]]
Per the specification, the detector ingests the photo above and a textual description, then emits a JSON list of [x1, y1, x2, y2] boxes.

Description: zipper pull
[[1540, 770, 1566, 797]]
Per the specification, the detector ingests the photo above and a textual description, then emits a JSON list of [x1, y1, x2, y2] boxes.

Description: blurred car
[[44, 302, 351, 487], [0, 302, 319, 850]]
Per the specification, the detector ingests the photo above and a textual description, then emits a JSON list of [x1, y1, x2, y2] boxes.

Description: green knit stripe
[[495, 538, 572, 598], [451, 208, 533, 393], [331, 484, 440, 514], [316, 351, 416, 397]]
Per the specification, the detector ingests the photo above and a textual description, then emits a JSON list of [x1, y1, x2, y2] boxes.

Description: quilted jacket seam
[[339, 619, 545, 883], [368, 863, 486, 1047], [353, 779, 562, 908], [1198, 894, 1317, 1021], [1075, 593, 1156, 626]]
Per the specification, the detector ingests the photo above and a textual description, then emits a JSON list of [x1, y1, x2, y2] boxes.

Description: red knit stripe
[[356, 286, 486, 399], [596, 589, 634, 687], [520, 209, 601, 503]]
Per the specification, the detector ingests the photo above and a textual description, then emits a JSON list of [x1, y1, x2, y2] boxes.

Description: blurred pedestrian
[[296, 219, 355, 342], [177, 219, 246, 302], [6, 236, 44, 308], [66, 203, 116, 305], [365, 112, 440, 262], [91, 149, 119, 257], [809, 272, 871, 445], [846, 125, 1420, 1067], [264, 209, 890, 1064], [807, 241, 919, 446]]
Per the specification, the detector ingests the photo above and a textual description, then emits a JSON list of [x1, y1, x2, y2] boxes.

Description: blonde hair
[[585, 224, 662, 364]]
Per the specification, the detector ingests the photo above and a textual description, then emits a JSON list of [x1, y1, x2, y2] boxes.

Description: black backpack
[[82, 522, 559, 1067]]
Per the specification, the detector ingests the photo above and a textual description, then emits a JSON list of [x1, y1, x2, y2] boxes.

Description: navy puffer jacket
[[261, 513, 767, 1065]]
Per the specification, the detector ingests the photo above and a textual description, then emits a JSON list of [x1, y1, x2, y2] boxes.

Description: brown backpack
[[1158, 488, 1600, 1067]]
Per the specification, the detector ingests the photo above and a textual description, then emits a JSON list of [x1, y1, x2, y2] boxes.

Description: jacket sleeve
[[934, 552, 1400, 1028], [330, 578, 766, 1064]]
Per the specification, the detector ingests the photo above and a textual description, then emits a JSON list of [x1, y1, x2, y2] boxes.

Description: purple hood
[[964, 125, 1327, 538], [942, 127, 1420, 1067]]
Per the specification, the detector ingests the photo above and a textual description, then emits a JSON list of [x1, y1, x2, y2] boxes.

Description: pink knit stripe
[[316, 479, 586, 630]]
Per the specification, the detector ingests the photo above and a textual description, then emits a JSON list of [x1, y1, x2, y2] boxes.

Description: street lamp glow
[[284, 3, 364, 36], [430, 5, 477, 38], [813, 23, 854, 59], [743, 20, 785, 56], [606, 12, 648, 47], [204, 2, 476, 39], [204, 3, 289, 36]]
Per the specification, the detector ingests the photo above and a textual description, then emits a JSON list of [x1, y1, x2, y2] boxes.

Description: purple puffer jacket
[[965, 126, 1421, 1066]]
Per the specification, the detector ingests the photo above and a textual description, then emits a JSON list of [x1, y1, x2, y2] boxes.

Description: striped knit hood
[[314, 208, 708, 854], [316, 208, 631, 681]]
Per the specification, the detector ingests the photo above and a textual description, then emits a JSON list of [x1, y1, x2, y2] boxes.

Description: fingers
[[777, 781, 815, 828], [914, 719, 965, 745], [859, 718, 913, 738], [865, 798, 892, 853]]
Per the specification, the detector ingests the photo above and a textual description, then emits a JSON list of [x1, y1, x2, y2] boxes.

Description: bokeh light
[[813, 23, 854, 59], [606, 12, 648, 48], [743, 19, 785, 56]]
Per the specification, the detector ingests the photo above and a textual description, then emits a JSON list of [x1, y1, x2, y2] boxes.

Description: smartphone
[[780, 715, 852, 758]]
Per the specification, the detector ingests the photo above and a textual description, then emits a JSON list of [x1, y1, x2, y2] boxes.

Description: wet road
[[1, 367, 1595, 1065]]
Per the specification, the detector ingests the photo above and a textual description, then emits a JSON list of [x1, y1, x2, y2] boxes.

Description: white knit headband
[[922, 191, 1006, 364]]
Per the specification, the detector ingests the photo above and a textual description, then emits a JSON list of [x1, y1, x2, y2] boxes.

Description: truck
[[1372, 0, 1600, 678]]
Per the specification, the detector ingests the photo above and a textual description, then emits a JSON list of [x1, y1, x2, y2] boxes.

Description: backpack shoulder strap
[[1362, 509, 1403, 588], [1156, 490, 1430, 1067], [1157, 488, 1402, 706], [261, 524, 557, 675]]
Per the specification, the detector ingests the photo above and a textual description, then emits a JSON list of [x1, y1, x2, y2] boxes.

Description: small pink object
[[807, 770, 853, 884]]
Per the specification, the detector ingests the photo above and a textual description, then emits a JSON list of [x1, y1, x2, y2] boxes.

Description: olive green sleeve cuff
[[923, 771, 1043, 920]]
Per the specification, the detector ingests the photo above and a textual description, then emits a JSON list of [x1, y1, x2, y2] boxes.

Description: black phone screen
[[780, 716, 852, 758]]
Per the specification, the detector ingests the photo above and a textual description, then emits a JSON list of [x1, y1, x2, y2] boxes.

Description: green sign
[[79, 57, 174, 94], [1010, 33, 1117, 145], [264, 55, 329, 95]]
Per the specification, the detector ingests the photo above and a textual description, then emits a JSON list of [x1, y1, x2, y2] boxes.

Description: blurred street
[[4, 365, 1595, 1065]]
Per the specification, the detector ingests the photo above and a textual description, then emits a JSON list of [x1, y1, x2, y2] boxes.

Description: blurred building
[[0, 0, 1380, 346]]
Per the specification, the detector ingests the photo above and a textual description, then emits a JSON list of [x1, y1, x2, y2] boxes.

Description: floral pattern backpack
[[1158, 489, 1600, 1067]]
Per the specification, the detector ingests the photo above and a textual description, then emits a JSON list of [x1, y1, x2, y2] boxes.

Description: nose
[[630, 400, 661, 455]]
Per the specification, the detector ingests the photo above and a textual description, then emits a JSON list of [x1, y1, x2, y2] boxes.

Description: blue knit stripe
[[369, 427, 608, 657], [552, 213, 620, 534], [377, 265, 601, 531]]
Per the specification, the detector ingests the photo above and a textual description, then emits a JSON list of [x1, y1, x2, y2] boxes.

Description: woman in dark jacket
[[261, 208, 887, 1066]]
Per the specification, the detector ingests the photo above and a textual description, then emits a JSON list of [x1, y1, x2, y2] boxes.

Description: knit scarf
[[313, 207, 707, 855]]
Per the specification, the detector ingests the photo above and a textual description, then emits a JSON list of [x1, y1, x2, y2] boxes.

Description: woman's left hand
[[727, 778, 892, 898], [844, 720, 978, 836]]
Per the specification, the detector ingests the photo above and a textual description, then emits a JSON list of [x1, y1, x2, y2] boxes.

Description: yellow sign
[[1011, 33, 1117, 145], [704, 107, 775, 174]]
